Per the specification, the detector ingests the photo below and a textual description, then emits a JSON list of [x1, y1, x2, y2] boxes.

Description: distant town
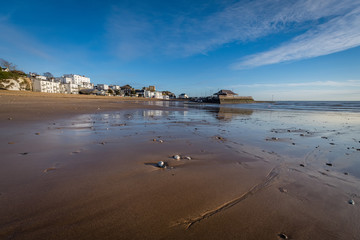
[[0, 58, 255, 103], [0, 58, 189, 99]]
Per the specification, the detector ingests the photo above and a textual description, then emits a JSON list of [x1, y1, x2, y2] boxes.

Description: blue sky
[[1, 0, 360, 100]]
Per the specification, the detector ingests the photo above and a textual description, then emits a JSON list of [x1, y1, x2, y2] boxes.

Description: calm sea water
[[220, 101, 360, 113]]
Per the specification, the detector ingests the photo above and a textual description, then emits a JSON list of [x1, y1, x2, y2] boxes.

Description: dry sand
[[0, 90, 359, 240]]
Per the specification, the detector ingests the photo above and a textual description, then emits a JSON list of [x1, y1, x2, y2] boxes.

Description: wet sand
[[1, 91, 360, 240]]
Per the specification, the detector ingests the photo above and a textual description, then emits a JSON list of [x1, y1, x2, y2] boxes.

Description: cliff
[[0, 70, 32, 91]]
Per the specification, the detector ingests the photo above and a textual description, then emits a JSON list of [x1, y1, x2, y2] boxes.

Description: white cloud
[[232, 7, 360, 69], [107, 0, 360, 61]]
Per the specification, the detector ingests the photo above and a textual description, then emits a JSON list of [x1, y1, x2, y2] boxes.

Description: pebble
[[278, 233, 288, 239], [152, 139, 157, 142], [344, 172, 349, 175], [185, 156, 192, 160], [326, 163, 333, 167], [35, 133, 40, 135], [292, 143, 296, 145], [329, 142, 335, 145], [159, 140, 164, 143], [300, 134, 305, 136], [100, 142, 106, 145], [8, 117, 12, 120], [279, 187, 288, 193], [157, 161, 165, 168], [19, 152, 29, 155], [271, 137, 279, 140], [300, 164, 305, 167], [349, 199, 355, 205], [173, 155, 181, 160]]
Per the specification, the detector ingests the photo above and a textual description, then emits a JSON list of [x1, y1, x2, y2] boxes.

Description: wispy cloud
[[232, 7, 360, 69], [0, 17, 52, 60], [107, 0, 360, 62], [230, 80, 360, 88]]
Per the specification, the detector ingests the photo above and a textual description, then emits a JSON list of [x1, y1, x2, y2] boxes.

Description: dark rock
[[278, 233, 288, 239], [326, 163, 333, 167]]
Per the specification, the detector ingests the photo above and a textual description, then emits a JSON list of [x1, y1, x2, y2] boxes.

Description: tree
[[114, 89, 121, 95], [0, 58, 17, 70], [43, 72, 54, 79], [108, 88, 114, 95]]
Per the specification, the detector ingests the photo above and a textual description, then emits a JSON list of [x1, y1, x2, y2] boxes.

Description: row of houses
[[30, 73, 179, 99], [31, 73, 93, 94]]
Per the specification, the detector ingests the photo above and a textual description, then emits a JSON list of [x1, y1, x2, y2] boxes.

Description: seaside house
[[56, 74, 93, 94], [120, 85, 133, 96], [62, 74, 93, 89], [214, 90, 238, 97], [144, 90, 163, 99], [213, 89, 254, 104], [1, 67, 10, 72], [109, 85, 120, 90], [178, 93, 189, 99], [97, 84, 109, 91], [32, 78, 60, 93], [61, 82, 79, 94]]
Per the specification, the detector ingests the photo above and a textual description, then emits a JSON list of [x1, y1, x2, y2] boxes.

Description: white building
[[144, 90, 163, 99], [109, 85, 120, 90], [60, 74, 93, 89], [154, 91, 163, 99], [97, 84, 109, 91], [32, 78, 60, 93], [35, 75, 47, 81], [60, 83, 79, 94], [178, 93, 189, 99], [144, 90, 154, 98]]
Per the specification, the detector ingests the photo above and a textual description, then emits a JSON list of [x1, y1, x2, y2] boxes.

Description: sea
[[203, 101, 360, 113]]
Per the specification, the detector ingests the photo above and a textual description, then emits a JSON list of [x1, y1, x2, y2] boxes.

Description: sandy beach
[[1, 90, 360, 240]]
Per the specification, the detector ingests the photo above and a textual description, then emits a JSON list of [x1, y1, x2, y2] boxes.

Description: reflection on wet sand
[[216, 107, 253, 121]]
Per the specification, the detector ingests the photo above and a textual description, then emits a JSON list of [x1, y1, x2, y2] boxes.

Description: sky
[[1, 0, 360, 100]]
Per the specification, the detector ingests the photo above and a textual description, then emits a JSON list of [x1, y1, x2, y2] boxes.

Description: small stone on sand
[[278, 233, 288, 239], [326, 163, 333, 167], [348, 199, 355, 205], [300, 164, 305, 167], [157, 161, 165, 168], [279, 187, 288, 193], [159, 140, 164, 143], [185, 156, 191, 160], [173, 155, 181, 160], [43, 167, 56, 173], [35, 133, 40, 135]]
